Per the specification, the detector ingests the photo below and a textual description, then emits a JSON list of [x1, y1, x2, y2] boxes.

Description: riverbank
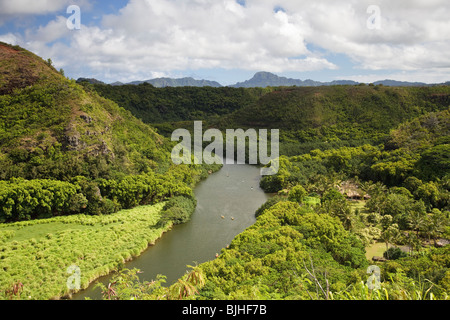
[[0, 202, 172, 300], [74, 159, 271, 300]]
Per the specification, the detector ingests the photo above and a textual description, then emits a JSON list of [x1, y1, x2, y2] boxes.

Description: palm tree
[[365, 181, 388, 214], [169, 265, 205, 300], [367, 181, 387, 199], [336, 202, 354, 230], [324, 199, 354, 230], [170, 279, 198, 300], [358, 180, 374, 200], [404, 232, 421, 256], [186, 264, 206, 288], [408, 210, 426, 237], [424, 209, 447, 246], [380, 224, 400, 252]]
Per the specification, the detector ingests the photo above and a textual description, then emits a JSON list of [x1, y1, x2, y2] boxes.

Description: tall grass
[[0, 202, 171, 300]]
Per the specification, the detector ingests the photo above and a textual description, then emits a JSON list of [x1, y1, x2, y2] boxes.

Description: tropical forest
[[0, 41, 449, 304]]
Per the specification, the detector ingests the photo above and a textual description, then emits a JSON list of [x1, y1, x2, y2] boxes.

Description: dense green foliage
[[86, 82, 268, 136], [86, 86, 449, 300], [0, 178, 82, 221], [0, 44, 223, 299], [0, 79, 172, 181], [90, 81, 450, 161], [158, 196, 197, 225], [259, 107, 449, 206], [201, 85, 450, 160], [218, 85, 450, 146], [99, 200, 450, 300], [197, 201, 368, 299], [0, 164, 215, 223]]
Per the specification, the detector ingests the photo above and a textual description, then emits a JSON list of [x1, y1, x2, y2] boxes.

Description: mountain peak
[[252, 71, 278, 79], [231, 71, 318, 88], [0, 42, 63, 94]]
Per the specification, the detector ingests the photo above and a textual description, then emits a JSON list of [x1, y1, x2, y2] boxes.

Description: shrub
[[288, 185, 307, 203], [383, 247, 408, 260], [159, 196, 197, 225], [322, 188, 345, 203]]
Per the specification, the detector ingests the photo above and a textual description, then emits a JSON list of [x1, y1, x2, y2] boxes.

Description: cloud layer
[[1, 0, 449, 83]]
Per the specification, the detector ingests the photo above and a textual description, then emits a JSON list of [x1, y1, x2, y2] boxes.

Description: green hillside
[[215, 85, 450, 155], [0, 42, 176, 180], [221, 85, 450, 131], [88, 80, 450, 158], [1, 42, 449, 301], [85, 82, 269, 136], [96, 89, 449, 301], [0, 42, 215, 221]]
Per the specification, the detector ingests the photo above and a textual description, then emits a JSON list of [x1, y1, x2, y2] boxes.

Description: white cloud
[[343, 68, 450, 84], [1, 0, 449, 83], [297, 0, 450, 71], [0, 33, 19, 45], [25, 16, 70, 43], [0, 0, 91, 15], [22, 0, 336, 82], [0, 0, 68, 15]]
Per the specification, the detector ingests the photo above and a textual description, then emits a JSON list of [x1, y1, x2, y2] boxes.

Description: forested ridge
[[90, 80, 450, 157]]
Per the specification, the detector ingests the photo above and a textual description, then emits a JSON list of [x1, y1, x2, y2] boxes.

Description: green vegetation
[[197, 201, 368, 299], [158, 196, 197, 226], [91, 88, 449, 300], [217, 85, 450, 156], [85, 82, 269, 136], [96, 201, 450, 300], [0, 43, 223, 299], [1, 42, 449, 300], [90, 79, 450, 164], [0, 42, 217, 220], [0, 202, 171, 300]]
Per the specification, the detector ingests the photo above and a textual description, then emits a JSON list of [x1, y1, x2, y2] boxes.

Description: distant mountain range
[[229, 72, 360, 87], [78, 77, 222, 88], [77, 71, 449, 88]]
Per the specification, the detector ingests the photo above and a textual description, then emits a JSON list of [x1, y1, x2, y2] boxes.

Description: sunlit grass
[[0, 202, 171, 300], [365, 242, 388, 260]]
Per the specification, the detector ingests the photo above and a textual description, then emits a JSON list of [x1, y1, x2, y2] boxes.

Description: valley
[[0, 42, 449, 301]]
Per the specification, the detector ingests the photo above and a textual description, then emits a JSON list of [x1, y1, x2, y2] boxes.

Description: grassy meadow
[[0, 202, 171, 300]]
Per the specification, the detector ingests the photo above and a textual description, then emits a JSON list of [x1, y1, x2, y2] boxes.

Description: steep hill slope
[[0, 43, 213, 222], [0, 42, 171, 181], [0, 43, 60, 95], [89, 83, 267, 123]]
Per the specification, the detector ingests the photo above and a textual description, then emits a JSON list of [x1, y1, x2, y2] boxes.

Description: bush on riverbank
[[158, 196, 197, 226]]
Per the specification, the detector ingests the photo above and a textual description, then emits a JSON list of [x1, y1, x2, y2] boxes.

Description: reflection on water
[[73, 160, 270, 300]]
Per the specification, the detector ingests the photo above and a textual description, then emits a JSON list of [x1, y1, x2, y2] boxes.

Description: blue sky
[[1, 0, 449, 85]]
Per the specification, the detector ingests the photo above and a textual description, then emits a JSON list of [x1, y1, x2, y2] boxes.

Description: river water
[[73, 160, 270, 300]]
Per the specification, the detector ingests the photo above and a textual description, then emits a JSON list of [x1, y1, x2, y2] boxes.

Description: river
[[72, 160, 271, 300]]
